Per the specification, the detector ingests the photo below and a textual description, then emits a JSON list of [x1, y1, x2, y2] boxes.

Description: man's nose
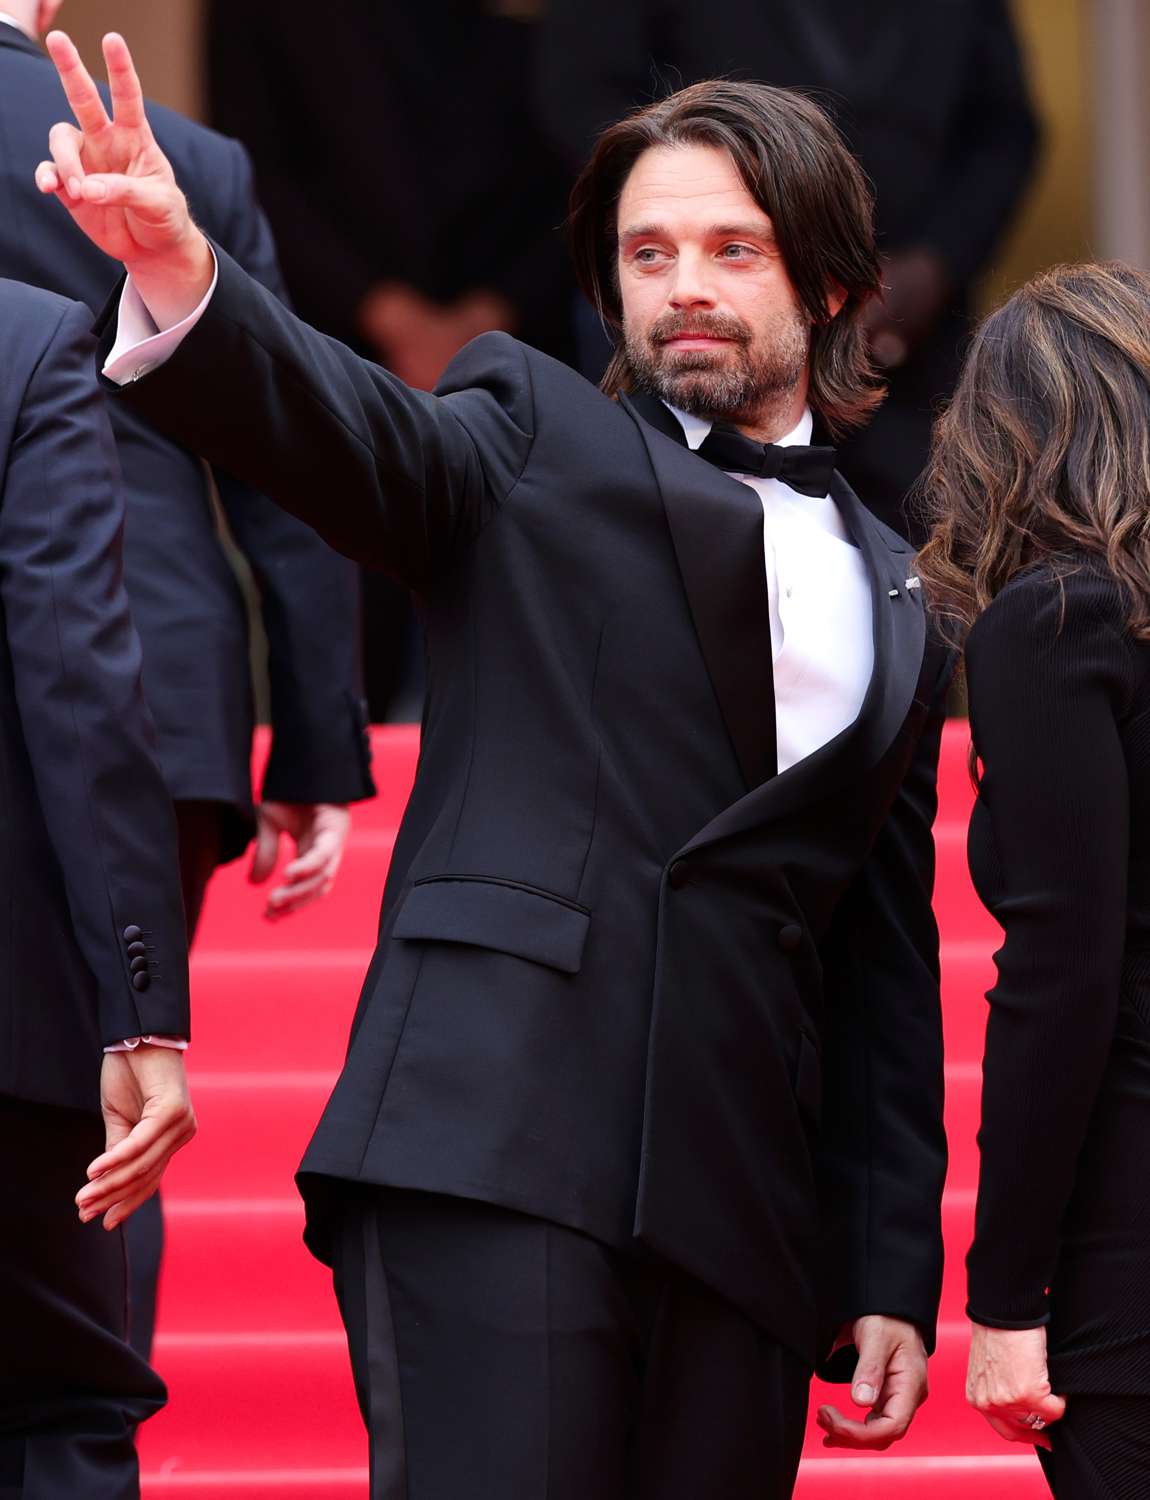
[[667, 252, 717, 310]]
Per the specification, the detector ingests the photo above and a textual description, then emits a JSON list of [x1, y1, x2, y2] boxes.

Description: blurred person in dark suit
[[0, 1, 376, 1364], [0, 276, 194, 1500], [538, 0, 1039, 537], [205, 0, 576, 718]]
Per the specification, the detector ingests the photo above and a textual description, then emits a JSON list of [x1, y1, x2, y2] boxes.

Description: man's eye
[[634, 247, 664, 264], [720, 244, 756, 260]]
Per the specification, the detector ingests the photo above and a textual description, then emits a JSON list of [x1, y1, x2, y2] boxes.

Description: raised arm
[[36, 33, 533, 588]]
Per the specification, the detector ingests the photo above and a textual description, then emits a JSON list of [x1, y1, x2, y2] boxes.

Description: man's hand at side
[[248, 802, 351, 920], [35, 31, 212, 329], [77, 1046, 196, 1231], [815, 1315, 929, 1450]]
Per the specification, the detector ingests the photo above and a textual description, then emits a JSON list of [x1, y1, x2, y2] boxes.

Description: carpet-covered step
[[158, 1197, 334, 1334], [184, 952, 367, 1072], [163, 1074, 332, 1200], [795, 1455, 1047, 1498], [138, 1335, 361, 1477], [140, 1456, 1048, 1500], [193, 835, 395, 953], [143, 1469, 366, 1497]]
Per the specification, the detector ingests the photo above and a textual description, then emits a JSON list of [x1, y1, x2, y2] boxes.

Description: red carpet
[[137, 723, 1050, 1497]]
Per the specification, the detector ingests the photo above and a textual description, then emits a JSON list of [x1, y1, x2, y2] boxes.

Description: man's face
[[616, 143, 812, 424]]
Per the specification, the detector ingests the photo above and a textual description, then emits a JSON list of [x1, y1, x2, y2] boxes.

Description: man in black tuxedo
[[42, 34, 950, 1497], [538, 0, 1039, 537], [0, 0, 377, 1361], [0, 276, 194, 1499]]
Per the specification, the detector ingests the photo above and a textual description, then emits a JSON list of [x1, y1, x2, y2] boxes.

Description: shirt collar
[[0, 14, 34, 39], [663, 401, 814, 454]]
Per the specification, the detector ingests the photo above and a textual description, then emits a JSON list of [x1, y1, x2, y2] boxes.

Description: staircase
[[137, 722, 1049, 1497]]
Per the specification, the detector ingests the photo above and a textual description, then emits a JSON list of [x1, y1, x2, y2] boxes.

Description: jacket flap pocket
[[392, 876, 590, 974]]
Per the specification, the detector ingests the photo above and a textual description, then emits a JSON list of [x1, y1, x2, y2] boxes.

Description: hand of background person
[[966, 1323, 1067, 1451], [815, 1315, 930, 1450], [249, 802, 351, 920], [35, 30, 213, 328], [359, 282, 516, 389], [861, 248, 952, 370], [76, 1046, 196, 1230]]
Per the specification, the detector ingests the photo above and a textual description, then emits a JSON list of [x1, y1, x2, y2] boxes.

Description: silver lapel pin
[[905, 575, 922, 591]]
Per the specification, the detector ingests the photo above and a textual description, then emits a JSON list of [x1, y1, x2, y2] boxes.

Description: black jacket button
[[132, 972, 151, 992], [127, 941, 147, 959], [778, 924, 803, 953], [129, 956, 149, 975], [123, 925, 143, 943], [668, 861, 689, 890]]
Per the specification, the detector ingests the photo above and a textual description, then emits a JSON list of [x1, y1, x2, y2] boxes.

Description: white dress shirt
[[0, 13, 33, 38], [105, 268, 873, 776], [666, 405, 873, 773]]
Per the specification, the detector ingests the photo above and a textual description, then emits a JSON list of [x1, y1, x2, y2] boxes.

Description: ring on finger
[[1020, 1412, 1047, 1431]]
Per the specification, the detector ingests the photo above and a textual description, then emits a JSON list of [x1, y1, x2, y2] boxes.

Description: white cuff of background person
[[103, 248, 220, 385]]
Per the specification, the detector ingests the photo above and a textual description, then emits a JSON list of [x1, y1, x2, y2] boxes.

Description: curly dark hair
[[567, 78, 885, 438]]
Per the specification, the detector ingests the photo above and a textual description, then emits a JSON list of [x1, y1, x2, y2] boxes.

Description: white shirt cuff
[[102, 248, 220, 386], [105, 1035, 190, 1054]]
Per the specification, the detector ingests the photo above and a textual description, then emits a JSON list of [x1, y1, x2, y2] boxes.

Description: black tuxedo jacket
[[0, 281, 188, 1112], [101, 247, 949, 1369], [0, 26, 373, 857]]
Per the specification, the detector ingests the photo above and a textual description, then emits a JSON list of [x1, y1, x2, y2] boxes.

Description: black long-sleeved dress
[[965, 559, 1150, 1392]]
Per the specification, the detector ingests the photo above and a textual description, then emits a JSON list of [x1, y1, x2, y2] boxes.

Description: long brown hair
[[917, 260, 1150, 644], [567, 79, 884, 438]]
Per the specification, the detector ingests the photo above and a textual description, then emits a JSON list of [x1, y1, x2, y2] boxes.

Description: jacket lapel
[[621, 392, 777, 791], [678, 472, 927, 854]]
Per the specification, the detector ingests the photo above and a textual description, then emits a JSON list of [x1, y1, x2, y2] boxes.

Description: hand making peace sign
[[36, 31, 213, 326]]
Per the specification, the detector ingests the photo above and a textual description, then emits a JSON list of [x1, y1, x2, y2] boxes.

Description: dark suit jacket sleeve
[[964, 574, 1132, 1328], [208, 141, 374, 805], [2, 300, 189, 1045], [920, 0, 1039, 287], [814, 648, 951, 1378], [98, 245, 536, 590]]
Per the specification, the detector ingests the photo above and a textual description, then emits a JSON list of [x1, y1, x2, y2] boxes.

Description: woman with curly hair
[[918, 260, 1150, 1497]]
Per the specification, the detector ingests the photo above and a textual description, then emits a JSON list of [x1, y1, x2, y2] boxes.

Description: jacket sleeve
[[209, 140, 375, 806], [964, 575, 1132, 1328], [814, 644, 951, 1379], [1, 299, 189, 1045], [97, 245, 536, 592]]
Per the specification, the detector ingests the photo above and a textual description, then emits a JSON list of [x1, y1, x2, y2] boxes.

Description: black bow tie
[[695, 423, 837, 497]]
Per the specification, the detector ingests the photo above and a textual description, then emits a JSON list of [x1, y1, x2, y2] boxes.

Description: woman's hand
[[966, 1323, 1067, 1451], [35, 31, 212, 327]]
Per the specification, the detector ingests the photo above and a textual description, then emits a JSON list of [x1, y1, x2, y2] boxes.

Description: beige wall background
[[62, 0, 204, 119], [57, 0, 1133, 306]]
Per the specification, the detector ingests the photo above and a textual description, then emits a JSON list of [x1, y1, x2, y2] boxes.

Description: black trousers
[[124, 798, 222, 1362], [1038, 1396, 1150, 1499], [0, 1097, 165, 1499], [331, 1187, 811, 1500]]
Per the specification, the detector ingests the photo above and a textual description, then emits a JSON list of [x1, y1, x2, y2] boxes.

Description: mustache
[[648, 311, 752, 346]]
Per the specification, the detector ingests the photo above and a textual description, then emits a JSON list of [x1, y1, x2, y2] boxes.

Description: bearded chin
[[648, 352, 761, 418], [625, 335, 805, 422]]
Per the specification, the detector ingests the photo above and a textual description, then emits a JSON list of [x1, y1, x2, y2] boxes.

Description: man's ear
[[37, 0, 66, 37], [824, 283, 848, 320]]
